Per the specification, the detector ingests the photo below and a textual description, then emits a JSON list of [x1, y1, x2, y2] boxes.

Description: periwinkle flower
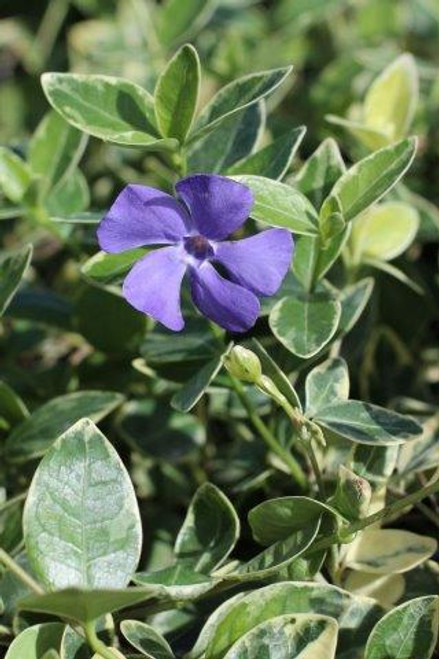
[[97, 174, 293, 332]]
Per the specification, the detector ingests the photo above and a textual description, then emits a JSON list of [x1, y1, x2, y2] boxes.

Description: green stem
[[28, 0, 70, 71], [229, 375, 307, 490], [0, 548, 44, 595], [84, 620, 118, 659], [307, 477, 439, 556]]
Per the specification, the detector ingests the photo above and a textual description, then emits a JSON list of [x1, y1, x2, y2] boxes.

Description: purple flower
[[97, 174, 293, 333]]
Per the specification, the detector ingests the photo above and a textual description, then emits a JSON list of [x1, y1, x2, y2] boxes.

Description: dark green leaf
[[0, 244, 32, 317], [175, 482, 239, 572], [6, 390, 124, 462], [155, 44, 200, 142]]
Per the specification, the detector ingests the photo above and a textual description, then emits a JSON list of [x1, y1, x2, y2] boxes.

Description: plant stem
[[307, 477, 439, 555], [229, 375, 307, 490], [28, 0, 70, 72], [0, 548, 44, 595], [84, 620, 118, 659]]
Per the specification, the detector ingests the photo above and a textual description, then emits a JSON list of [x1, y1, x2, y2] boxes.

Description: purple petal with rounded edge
[[214, 228, 293, 296], [123, 246, 187, 331], [190, 262, 260, 333], [176, 174, 254, 241], [97, 184, 191, 253]]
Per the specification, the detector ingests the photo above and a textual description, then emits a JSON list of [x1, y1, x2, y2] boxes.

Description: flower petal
[[190, 262, 260, 332], [215, 228, 293, 296], [123, 246, 186, 331], [176, 174, 253, 240], [97, 184, 191, 253]]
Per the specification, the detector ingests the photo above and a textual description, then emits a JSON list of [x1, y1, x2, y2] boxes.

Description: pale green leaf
[[121, 620, 174, 658], [23, 419, 142, 590], [305, 357, 349, 416], [5, 623, 64, 659], [0, 147, 32, 203], [365, 596, 439, 659]]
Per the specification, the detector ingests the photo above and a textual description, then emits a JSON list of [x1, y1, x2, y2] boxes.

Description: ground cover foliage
[[0, 0, 439, 657]]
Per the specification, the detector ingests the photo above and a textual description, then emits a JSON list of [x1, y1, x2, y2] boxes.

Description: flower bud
[[224, 346, 262, 383]]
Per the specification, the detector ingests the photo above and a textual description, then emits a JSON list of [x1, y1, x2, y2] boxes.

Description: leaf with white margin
[[133, 564, 215, 600], [215, 520, 321, 581], [321, 137, 417, 223], [0, 244, 32, 317], [23, 419, 142, 590], [345, 528, 437, 574], [270, 290, 341, 359], [5, 623, 64, 659], [42, 73, 177, 150], [234, 175, 319, 235], [336, 277, 374, 337], [305, 357, 349, 417], [174, 482, 240, 572], [364, 596, 439, 659], [121, 620, 174, 658], [344, 571, 405, 609], [248, 496, 344, 546], [205, 581, 382, 659], [313, 400, 422, 446], [223, 613, 338, 659]]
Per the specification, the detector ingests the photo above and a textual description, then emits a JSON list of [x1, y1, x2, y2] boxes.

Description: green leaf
[[187, 594, 248, 659], [249, 338, 301, 410], [248, 496, 342, 546], [121, 621, 174, 659], [171, 346, 230, 413], [363, 53, 419, 143], [175, 482, 239, 572], [233, 175, 319, 235], [0, 380, 29, 426], [75, 284, 146, 353], [0, 147, 32, 203], [269, 290, 341, 358], [41, 73, 177, 150], [158, 0, 217, 47], [294, 137, 346, 209], [193, 67, 292, 138], [23, 419, 142, 590], [28, 110, 87, 194], [0, 244, 32, 317], [187, 103, 264, 174], [81, 249, 145, 286], [19, 588, 160, 625], [46, 169, 90, 216], [313, 400, 423, 446], [292, 228, 349, 290], [228, 126, 306, 180], [5, 390, 124, 462], [155, 44, 200, 143], [117, 399, 204, 462], [363, 258, 423, 295], [305, 357, 349, 416], [330, 465, 371, 521], [133, 565, 214, 600], [222, 614, 338, 659], [349, 202, 419, 263], [336, 277, 374, 336], [206, 581, 381, 659], [364, 596, 439, 659], [345, 529, 437, 574], [61, 615, 113, 659], [218, 520, 320, 582], [321, 137, 417, 223], [5, 623, 65, 659]]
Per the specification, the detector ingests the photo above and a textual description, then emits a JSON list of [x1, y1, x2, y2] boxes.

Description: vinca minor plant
[[0, 2, 439, 658]]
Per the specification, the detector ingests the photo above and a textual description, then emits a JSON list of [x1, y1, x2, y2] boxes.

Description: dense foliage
[[0, 1, 439, 658]]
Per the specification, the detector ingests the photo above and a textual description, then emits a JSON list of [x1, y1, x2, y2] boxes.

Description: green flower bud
[[224, 346, 262, 383]]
